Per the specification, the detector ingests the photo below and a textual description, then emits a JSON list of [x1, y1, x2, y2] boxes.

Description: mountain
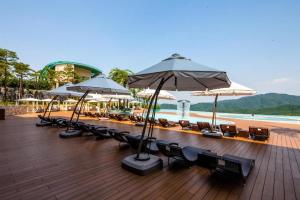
[[160, 93, 300, 116]]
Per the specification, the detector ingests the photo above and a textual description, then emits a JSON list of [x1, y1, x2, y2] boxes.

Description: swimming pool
[[154, 111, 234, 124], [157, 109, 300, 125]]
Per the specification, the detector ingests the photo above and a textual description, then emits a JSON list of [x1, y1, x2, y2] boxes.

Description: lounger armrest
[[223, 154, 255, 164], [169, 142, 179, 146]]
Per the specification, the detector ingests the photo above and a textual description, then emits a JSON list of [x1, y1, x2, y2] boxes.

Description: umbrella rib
[[213, 75, 230, 83], [148, 72, 169, 88], [192, 77, 209, 89]]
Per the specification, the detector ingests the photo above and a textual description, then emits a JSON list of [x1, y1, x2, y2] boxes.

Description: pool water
[[156, 109, 300, 125], [154, 111, 233, 124]]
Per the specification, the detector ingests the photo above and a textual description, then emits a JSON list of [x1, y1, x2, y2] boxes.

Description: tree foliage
[[0, 48, 19, 101], [108, 67, 141, 97]]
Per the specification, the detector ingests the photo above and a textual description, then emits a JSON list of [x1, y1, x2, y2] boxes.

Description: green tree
[[45, 68, 58, 88], [63, 64, 74, 83], [13, 62, 31, 98], [0, 48, 19, 101], [108, 67, 141, 98], [108, 68, 133, 87], [30, 70, 41, 90]]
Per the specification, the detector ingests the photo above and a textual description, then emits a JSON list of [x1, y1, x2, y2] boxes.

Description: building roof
[[40, 60, 102, 78]]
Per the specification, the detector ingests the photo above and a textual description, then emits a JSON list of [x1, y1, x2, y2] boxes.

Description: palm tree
[[108, 68, 133, 87], [108, 68, 141, 98], [13, 62, 31, 99]]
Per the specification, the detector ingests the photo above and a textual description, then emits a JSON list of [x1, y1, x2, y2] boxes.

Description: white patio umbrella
[[123, 53, 231, 175], [63, 98, 78, 111], [18, 97, 40, 112], [137, 89, 176, 100], [41, 98, 54, 102], [130, 100, 142, 104], [18, 97, 40, 102], [46, 83, 84, 97], [192, 81, 256, 128], [64, 99, 77, 103], [59, 75, 130, 137], [137, 89, 176, 118]]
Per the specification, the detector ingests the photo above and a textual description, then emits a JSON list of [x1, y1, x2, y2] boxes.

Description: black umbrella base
[[122, 153, 163, 176]]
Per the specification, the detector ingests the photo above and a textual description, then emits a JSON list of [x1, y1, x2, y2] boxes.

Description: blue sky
[[1, 0, 300, 103]]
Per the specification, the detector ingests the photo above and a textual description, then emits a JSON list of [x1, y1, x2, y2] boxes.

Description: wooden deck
[[1, 114, 300, 200]]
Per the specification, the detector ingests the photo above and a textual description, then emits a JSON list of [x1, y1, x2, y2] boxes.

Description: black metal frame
[[42, 95, 59, 119], [135, 76, 172, 161], [66, 91, 90, 131]]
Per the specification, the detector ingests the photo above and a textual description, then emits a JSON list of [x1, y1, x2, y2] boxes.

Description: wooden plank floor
[[1, 115, 300, 200]]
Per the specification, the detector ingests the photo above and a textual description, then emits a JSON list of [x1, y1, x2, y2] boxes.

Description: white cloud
[[271, 77, 290, 84]]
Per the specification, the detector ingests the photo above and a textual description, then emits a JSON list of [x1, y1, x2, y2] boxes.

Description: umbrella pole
[[43, 95, 58, 118], [67, 91, 89, 131], [211, 94, 218, 131], [136, 76, 171, 160]]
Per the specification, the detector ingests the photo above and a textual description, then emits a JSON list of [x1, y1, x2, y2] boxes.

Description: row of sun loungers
[[36, 114, 256, 184], [126, 116, 270, 141]]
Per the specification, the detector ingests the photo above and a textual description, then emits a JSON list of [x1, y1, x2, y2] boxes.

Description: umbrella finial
[[163, 53, 189, 61]]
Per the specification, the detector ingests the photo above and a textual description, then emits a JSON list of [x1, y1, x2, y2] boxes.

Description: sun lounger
[[181, 146, 211, 164], [129, 115, 138, 122], [217, 154, 255, 183], [36, 115, 53, 127], [136, 116, 144, 122], [110, 129, 131, 146], [220, 124, 238, 137], [156, 142, 184, 165], [197, 151, 220, 171], [115, 114, 128, 121], [157, 141, 210, 165], [158, 118, 176, 127], [125, 134, 160, 153], [197, 122, 212, 131], [196, 152, 255, 184], [179, 120, 192, 130], [35, 107, 45, 113], [89, 127, 112, 139], [249, 126, 269, 140], [148, 117, 158, 125]]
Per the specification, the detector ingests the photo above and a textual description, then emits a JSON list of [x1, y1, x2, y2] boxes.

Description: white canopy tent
[[192, 81, 256, 128]]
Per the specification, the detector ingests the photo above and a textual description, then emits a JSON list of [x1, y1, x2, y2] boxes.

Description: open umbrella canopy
[[18, 97, 40, 102], [137, 89, 176, 100], [41, 98, 55, 102], [64, 99, 78, 103], [192, 81, 256, 96], [46, 83, 84, 97], [130, 100, 141, 104], [103, 94, 134, 100], [191, 81, 256, 129], [67, 74, 130, 95], [128, 53, 231, 91]]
